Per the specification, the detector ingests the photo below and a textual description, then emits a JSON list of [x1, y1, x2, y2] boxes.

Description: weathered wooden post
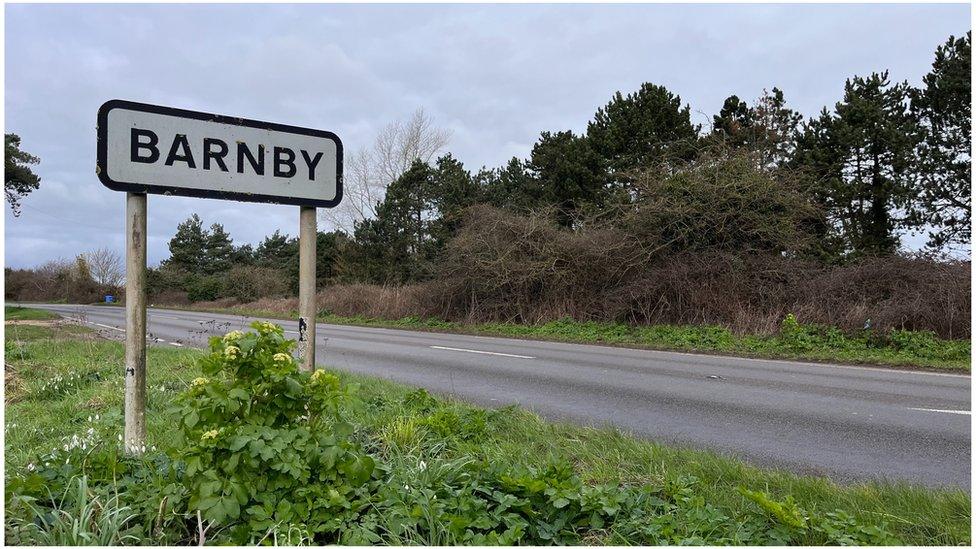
[[298, 206, 317, 371], [123, 192, 147, 454]]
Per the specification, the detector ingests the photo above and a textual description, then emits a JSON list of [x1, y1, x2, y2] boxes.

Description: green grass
[[182, 304, 971, 371], [4, 322, 970, 545], [5, 305, 59, 321]]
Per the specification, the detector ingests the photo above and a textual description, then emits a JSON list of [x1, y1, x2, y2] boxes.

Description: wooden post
[[124, 192, 148, 454], [298, 206, 317, 372]]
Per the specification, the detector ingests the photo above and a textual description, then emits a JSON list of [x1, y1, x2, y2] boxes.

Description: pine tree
[[351, 161, 435, 283], [428, 154, 481, 245], [712, 95, 754, 148], [203, 223, 235, 274], [5, 133, 41, 217], [165, 214, 208, 272], [796, 72, 917, 257], [527, 131, 607, 227], [752, 88, 803, 168], [711, 88, 802, 169], [254, 230, 298, 268], [908, 32, 971, 250], [586, 82, 700, 174], [480, 157, 543, 213]]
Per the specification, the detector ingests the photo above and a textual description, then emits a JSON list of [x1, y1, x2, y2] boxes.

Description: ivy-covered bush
[[175, 321, 377, 543]]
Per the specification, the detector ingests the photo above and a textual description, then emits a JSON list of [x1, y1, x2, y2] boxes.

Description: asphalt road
[[20, 303, 972, 489]]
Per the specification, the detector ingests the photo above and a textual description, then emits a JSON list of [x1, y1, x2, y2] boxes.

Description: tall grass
[[6, 477, 140, 546]]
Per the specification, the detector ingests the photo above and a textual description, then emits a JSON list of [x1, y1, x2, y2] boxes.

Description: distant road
[[22, 303, 971, 489]]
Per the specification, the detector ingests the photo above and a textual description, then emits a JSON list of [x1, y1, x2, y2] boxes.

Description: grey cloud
[[4, 3, 969, 268]]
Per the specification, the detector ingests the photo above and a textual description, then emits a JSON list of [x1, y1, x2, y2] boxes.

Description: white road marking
[[169, 342, 183, 347], [90, 322, 125, 333], [40, 306, 971, 380], [430, 345, 534, 359], [149, 313, 187, 319], [908, 407, 971, 416]]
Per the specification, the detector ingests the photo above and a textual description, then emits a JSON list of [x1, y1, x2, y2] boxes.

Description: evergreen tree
[[5, 133, 41, 217], [796, 72, 917, 257], [752, 88, 803, 168], [527, 131, 607, 227], [165, 214, 208, 272], [428, 154, 481, 244], [254, 230, 299, 268], [711, 88, 802, 169], [203, 223, 235, 274], [230, 243, 255, 266], [480, 157, 543, 213], [908, 32, 971, 250], [586, 82, 700, 174], [712, 95, 754, 148], [351, 161, 435, 283]]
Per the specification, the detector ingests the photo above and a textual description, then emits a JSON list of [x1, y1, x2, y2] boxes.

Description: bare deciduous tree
[[322, 108, 451, 233], [85, 248, 124, 288]]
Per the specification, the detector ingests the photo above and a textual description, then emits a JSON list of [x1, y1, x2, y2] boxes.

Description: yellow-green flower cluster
[[224, 346, 240, 360], [253, 321, 282, 335], [201, 429, 219, 441], [191, 377, 209, 388], [308, 369, 339, 389], [273, 352, 292, 363], [222, 330, 244, 343]]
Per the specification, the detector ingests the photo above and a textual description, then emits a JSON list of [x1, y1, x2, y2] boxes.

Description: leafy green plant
[[739, 486, 807, 528], [7, 476, 140, 546], [174, 321, 377, 544]]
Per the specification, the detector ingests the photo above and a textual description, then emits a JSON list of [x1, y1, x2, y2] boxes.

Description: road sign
[[97, 100, 343, 207], [98, 99, 339, 454]]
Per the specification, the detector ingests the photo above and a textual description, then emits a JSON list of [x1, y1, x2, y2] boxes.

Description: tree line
[[7, 33, 970, 313]]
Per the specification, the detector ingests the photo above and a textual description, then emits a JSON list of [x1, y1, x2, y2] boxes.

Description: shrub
[[221, 265, 289, 303], [433, 206, 969, 337], [184, 274, 223, 303], [174, 321, 377, 543]]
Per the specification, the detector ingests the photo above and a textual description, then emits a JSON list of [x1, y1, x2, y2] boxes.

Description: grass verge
[[4, 321, 970, 545], [5, 305, 60, 321], [179, 304, 970, 372]]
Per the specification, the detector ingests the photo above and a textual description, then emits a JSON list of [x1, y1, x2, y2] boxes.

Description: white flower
[[419, 461, 427, 471]]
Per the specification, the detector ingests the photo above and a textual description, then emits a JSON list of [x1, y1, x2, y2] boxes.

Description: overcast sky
[[4, 3, 970, 268]]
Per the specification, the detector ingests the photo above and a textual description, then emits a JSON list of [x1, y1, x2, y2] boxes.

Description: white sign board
[[97, 100, 342, 207]]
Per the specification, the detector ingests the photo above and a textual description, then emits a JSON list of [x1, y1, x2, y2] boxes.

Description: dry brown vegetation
[[190, 205, 970, 339]]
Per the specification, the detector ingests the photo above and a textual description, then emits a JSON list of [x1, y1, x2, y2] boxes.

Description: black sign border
[[96, 99, 343, 208]]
